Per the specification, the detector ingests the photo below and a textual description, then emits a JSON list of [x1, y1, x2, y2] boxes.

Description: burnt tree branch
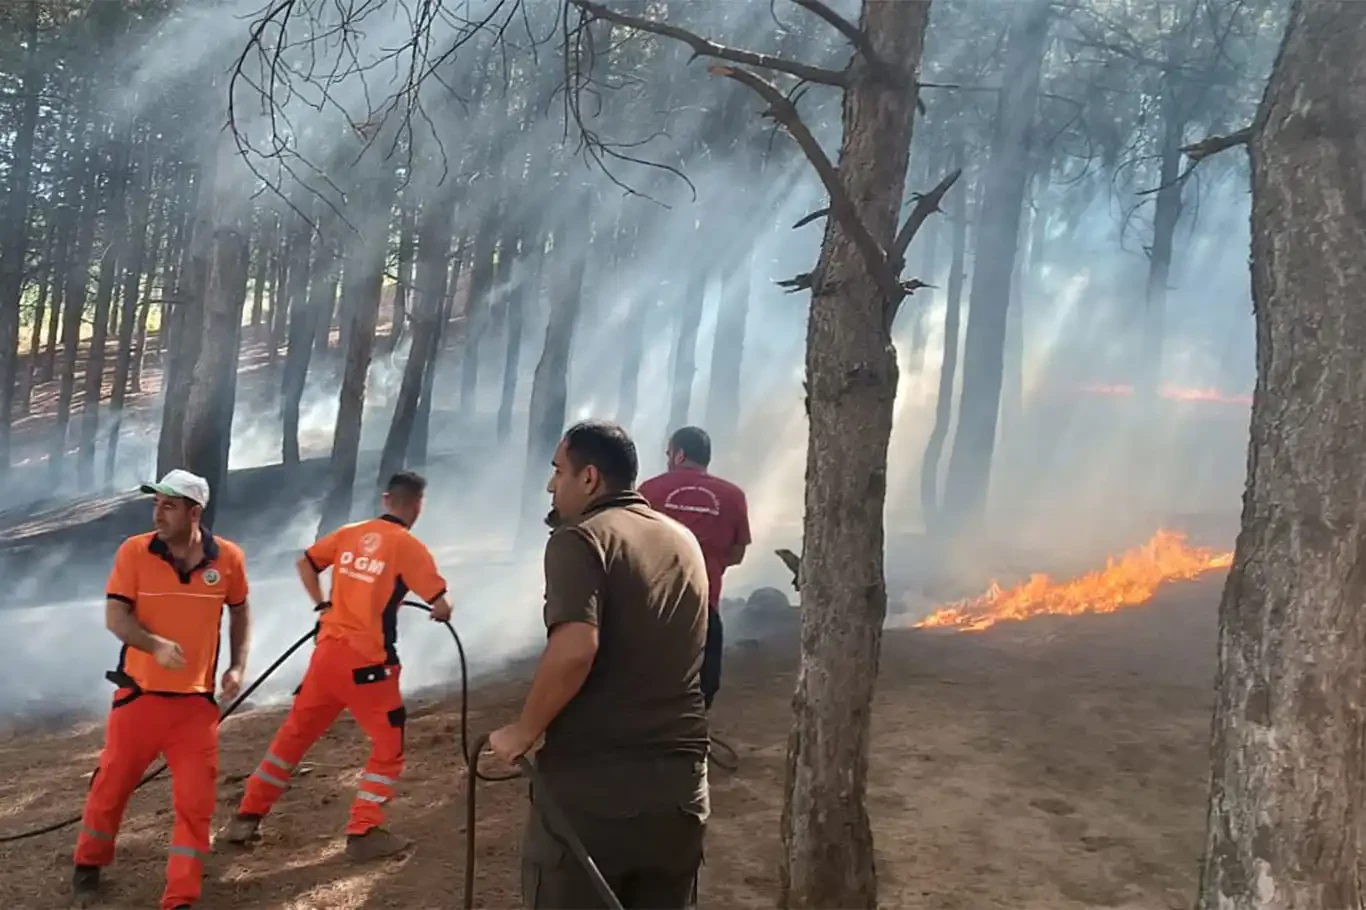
[[707, 62, 899, 303], [894, 169, 963, 262], [791, 0, 891, 80], [566, 0, 848, 87], [1136, 124, 1253, 197]]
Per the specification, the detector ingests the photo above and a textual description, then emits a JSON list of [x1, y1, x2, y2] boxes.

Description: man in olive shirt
[[489, 419, 710, 909]]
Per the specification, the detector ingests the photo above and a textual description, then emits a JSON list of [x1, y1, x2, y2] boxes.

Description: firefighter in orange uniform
[[72, 470, 253, 910], [223, 470, 452, 860]]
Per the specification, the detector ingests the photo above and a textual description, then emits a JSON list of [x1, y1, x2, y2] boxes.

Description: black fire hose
[[0, 622, 319, 844], [2, 597, 733, 910], [463, 731, 624, 910]]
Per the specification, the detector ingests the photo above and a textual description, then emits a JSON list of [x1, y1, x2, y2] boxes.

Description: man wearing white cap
[[72, 469, 253, 910]]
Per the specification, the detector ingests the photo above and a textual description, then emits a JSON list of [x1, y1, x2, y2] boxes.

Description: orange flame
[[914, 530, 1233, 633]]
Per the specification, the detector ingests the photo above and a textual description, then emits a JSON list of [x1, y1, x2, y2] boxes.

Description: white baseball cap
[[140, 469, 211, 507]]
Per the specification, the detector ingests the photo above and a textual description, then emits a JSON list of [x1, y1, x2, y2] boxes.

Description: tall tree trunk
[[521, 238, 588, 539], [1196, 3, 1366, 907], [496, 230, 530, 443], [380, 196, 454, 482], [459, 214, 500, 415], [779, 4, 929, 907], [181, 134, 251, 529], [616, 287, 651, 428], [669, 254, 707, 433], [51, 145, 102, 480], [920, 155, 969, 532], [19, 224, 53, 415], [317, 166, 394, 536], [389, 202, 416, 353], [279, 207, 317, 465], [999, 211, 1027, 444], [939, 0, 1050, 534], [1140, 99, 1185, 399], [905, 209, 941, 372], [706, 249, 753, 447], [411, 250, 462, 466], [78, 136, 135, 489], [0, 0, 42, 474], [269, 222, 290, 365], [106, 142, 154, 486], [250, 210, 273, 328], [130, 220, 162, 396], [157, 168, 205, 476]]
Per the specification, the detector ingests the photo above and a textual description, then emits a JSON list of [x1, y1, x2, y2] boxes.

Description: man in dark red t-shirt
[[639, 426, 751, 709]]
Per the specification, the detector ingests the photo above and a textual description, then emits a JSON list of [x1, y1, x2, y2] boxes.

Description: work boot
[[220, 813, 262, 845], [71, 865, 100, 907], [345, 827, 410, 862]]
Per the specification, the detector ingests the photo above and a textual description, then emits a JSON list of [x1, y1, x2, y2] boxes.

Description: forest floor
[[0, 573, 1220, 910]]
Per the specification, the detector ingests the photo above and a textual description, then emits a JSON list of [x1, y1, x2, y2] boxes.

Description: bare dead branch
[[1182, 125, 1254, 161], [792, 206, 829, 229], [777, 272, 814, 293], [893, 169, 963, 261], [790, 0, 891, 79], [1135, 124, 1252, 197], [566, 0, 848, 87], [707, 62, 898, 302]]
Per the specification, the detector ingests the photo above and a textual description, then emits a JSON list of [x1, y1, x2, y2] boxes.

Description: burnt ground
[[0, 574, 1222, 910]]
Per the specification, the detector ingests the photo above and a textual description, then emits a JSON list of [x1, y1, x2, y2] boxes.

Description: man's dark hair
[[386, 470, 427, 502], [563, 420, 638, 491], [668, 426, 712, 467]]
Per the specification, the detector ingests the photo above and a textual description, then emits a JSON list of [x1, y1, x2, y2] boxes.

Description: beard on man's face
[[544, 508, 561, 530]]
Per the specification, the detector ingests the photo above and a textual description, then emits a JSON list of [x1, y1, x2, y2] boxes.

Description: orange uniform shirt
[[305, 515, 447, 666], [105, 530, 249, 695]]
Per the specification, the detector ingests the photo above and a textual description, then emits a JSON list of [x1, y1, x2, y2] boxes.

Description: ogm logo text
[[338, 546, 386, 582]]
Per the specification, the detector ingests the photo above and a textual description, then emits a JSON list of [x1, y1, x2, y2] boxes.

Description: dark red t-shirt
[[638, 466, 751, 609]]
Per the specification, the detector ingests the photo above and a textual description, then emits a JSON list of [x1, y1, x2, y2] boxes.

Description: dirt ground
[[0, 572, 1221, 910]]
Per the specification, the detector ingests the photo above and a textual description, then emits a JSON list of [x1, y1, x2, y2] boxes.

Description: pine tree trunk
[[496, 228, 530, 443], [706, 248, 753, 447], [668, 256, 707, 433], [106, 141, 154, 486], [1196, 3, 1366, 907], [129, 220, 162, 396], [521, 237, 587, 538], [939, 0, 1050, 534], [459, 214, 500, 414], [411, 250, 462, 467], [0, 0, 42, 474], [279, 206, 316, 465], [78, 136, 134, 489], [317, 166, 394, 536], [389, 202, 416, 353], [617, 281, 654, 428], [920, 156, 969, 532], [157, 168, 205, 476], [52, 144, 102, 480], [250, 210, 273, 329], [1140, 101, 1185, 400], [779, 3, 929, 906], [380, 194, 454, 482], [181, 134, 251, 529], [19, 242, 51, 415]]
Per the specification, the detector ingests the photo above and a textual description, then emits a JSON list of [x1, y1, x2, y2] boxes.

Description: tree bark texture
[[52, 145, 101, 480], [939, 0, 1050, 534], [669, 256, 707, 433], [106, 142, 155, 486], [317, 167, 394, 537], [380, 195, 454, 484], [521, 241, 588, 540], [180, 137, 251, 530], [1196, 3, 1366, 908], [0, 0, 42, 474], [706, 248, 754, 447], [920, 158, 969, 533], [779, 3, 929, 907], [280, 207, 316, 465]]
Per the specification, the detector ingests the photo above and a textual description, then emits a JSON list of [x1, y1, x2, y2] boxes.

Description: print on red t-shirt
[[639, 466, 751, 608]]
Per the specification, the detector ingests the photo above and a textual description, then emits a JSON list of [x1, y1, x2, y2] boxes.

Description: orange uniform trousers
[[74, 689, 218, 910], [238, 637, 405, 835]]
